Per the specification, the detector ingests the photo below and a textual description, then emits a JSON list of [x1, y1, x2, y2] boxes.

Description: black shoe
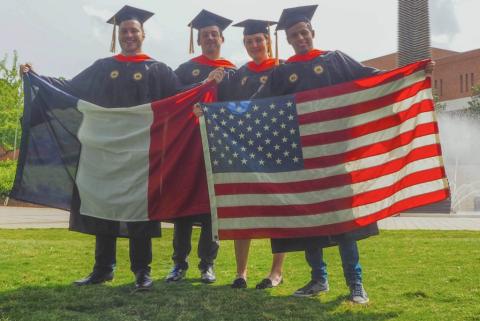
[[231, 278, 247, 289], [165, 265, 187, 282], [256, 277, 283, 289], [200, 266, 216, 284], [73, 271, 114, 286], [292, 280, 329, 297], [134, 270, 153, 291]]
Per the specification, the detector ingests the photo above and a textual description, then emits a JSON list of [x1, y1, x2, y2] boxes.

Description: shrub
[[0, 160, 17, 196]]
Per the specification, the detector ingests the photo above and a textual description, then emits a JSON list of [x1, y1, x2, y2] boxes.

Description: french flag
[[11, 73, 215, 221]]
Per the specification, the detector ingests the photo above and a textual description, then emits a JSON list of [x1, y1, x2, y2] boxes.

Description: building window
[[472, 73, 475, 89], [440, 79, 443, 96], [460, 74, 463, 93], [434, 80, 437, 89], [466, 73, 469, 91]]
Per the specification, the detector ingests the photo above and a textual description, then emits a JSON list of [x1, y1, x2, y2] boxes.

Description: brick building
[[362, 47, 480, 110]]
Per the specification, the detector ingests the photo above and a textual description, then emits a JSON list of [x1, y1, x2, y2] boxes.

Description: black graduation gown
[[220, 61, 277, 101], [264, 50, 380, 253], [42, 56, 183, 237], [175, 57, 236, 98]]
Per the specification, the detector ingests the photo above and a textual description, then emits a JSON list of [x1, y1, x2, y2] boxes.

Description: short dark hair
[[285, 21, 313, 35], [197, 26, 224, 42]]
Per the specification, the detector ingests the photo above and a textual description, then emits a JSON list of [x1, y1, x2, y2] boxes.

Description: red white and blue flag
[[11, 73, 215, 221], [199, 60, 449, 240]]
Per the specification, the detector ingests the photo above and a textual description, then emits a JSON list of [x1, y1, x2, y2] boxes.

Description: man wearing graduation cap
[[263, 4, 381, 304], [21, 5, 224, 291], [265, 5, 434, 303], [165, 9, 236, 284]]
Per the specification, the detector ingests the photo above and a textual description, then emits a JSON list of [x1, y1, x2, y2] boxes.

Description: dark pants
[[94, 235, 152, 274], [172, 214, 219, 270]]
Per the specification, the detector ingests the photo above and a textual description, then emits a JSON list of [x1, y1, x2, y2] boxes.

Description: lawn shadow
[[0, 279, 402, 321]]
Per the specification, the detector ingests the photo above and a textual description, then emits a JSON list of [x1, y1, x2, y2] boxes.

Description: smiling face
[[197, 25, 224, 58], [243, 33, 269, 63], [286, 21, 315, 55], [118, 19, 145, 56]]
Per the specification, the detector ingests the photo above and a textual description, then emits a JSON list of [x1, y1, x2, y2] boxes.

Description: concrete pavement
[[0, 206, 479, 230]]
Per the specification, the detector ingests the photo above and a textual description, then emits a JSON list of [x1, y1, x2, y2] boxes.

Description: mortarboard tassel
[[189, 25, 195, 54], [110, 16, 117, 53], [267, 24, 274, 59], [274, 30, 279, 65]]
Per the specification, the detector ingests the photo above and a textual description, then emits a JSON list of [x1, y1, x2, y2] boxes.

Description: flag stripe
[[218, 189, 449, 239], [217, 179, 447, 229], [217, 167, 445, 218], [214, 144, 441, 195], [76, 101, 152, 221], [215, 157, 443, 207], [296, 70, 426, 112], [301, 100, 433, 145], [298, 81, 431, 125], [295, 61, 427, 104], [299, 88, 432, 135], [301, 110, 435, 151], [303, 122, 438, 168]]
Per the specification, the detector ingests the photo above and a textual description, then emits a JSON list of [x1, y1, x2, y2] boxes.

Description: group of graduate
[[21, 4, 434, 305]]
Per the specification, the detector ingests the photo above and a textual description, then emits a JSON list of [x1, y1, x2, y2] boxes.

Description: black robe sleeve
[[330, 51, 381, 81], [39, 59, 104, 98], [148, 62, 185, 100]]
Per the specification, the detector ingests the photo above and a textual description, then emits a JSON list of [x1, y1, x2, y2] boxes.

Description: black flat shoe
[[73, 271, 114, 286], [256, 277, 283, 289], [255, 278, 272, 289], [231, 278, 247, 289]]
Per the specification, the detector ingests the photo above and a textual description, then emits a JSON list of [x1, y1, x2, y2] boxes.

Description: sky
[[1, 0, 479, 78]]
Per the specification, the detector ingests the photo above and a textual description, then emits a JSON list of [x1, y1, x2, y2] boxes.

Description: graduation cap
[[107, 5, 154, 53], [276, 5, 318, 31], [187, 10, 233, 54], [233, 19, 277, 36], [233, 19, 277, 58]]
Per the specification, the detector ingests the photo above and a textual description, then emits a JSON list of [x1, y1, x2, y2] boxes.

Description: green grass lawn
[[0, 229, 479, 321]]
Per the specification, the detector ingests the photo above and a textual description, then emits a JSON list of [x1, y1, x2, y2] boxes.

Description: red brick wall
[[362, 48, 480, 102]]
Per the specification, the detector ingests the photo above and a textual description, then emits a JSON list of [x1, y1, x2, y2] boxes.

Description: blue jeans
[[305, 239, 362, 286]]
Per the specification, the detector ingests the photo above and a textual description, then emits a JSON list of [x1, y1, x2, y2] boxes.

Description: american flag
[[199, 60, 449, 240]]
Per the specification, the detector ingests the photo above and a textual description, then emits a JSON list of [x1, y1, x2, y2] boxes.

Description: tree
[[468, 84, 480, 113], [433, 92, 446, 113], [0, 50, 23, 152]]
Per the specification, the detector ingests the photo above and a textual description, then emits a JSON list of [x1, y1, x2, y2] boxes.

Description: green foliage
[[0, 160, 17, 196], [0, 229, 479, 321], [0, 51, 23, 151], [433, 92, 446, 112], [468, 84, 480, 112]]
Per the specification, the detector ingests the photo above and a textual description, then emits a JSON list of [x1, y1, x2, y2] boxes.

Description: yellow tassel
[[267, 24, 273, 59], [274, 31, 279, 65], [189, 25, 194, 54], [110, 16, 117, 53]]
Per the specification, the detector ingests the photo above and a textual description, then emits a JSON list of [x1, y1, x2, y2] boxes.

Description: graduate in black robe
[[166, 10, 236, 285], [219, 19, 287, 290], [260, 5, 379, 303], [21, 6, 183, 291]]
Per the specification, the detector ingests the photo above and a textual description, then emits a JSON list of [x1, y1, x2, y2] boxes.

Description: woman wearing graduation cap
[[194, 18, 286, 289], [20, 5, 224, 292]]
